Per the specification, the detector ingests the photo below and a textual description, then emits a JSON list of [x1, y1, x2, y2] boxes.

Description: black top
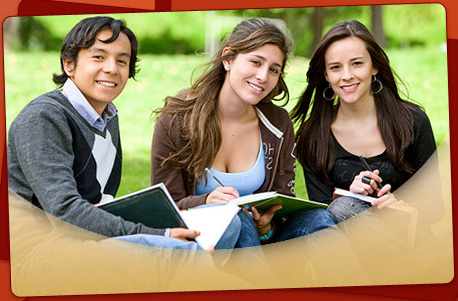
[[304, 106, 437, 205]]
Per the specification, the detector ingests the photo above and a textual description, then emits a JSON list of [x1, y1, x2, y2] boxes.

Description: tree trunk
[[310, 7, 326, 57], [3, 17, 19, 50], [371, 5, 386, 48]]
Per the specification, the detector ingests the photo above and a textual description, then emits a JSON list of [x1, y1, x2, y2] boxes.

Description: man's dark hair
[[53, 16, 139, 86]]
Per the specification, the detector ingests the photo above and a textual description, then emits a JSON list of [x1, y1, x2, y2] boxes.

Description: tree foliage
[[4, 4, 446, 57]]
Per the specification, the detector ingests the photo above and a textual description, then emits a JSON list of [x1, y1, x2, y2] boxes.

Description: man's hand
[[169, 228, 214, 253]]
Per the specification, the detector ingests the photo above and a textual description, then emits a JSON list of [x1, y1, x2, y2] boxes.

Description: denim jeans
[[272, 208, 337, 243], [235, 209, 262, 248], [327, 196, 370, 223], [114, 233, 203, 250], [235, 207, 337, 246], [114, 206, 336, 249]]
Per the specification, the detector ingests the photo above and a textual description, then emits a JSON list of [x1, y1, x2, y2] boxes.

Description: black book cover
[[97, 183, 186, 229]]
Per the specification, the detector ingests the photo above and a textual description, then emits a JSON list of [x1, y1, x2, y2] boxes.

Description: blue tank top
[[195, 137, 265, 196]]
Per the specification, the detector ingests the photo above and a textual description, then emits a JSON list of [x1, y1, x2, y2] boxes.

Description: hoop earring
[[371, 75, 383, 94], [322, 83, 336, 101]]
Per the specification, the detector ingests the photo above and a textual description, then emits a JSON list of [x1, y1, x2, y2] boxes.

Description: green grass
[[4, 47, 449, 198], [387, 47, 449, 144]]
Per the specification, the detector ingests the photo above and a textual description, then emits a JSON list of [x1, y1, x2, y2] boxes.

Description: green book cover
[[230, 192, 328, 218]]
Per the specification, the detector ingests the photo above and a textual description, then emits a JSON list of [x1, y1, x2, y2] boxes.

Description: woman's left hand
[[243, 204, 282, 235], [371, 186, 398, 209]]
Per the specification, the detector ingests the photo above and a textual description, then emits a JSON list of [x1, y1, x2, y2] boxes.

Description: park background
[[4, 3, 448, 199]]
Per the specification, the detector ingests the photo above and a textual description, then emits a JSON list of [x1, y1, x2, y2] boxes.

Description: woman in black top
[[291, 20, 437, 223]]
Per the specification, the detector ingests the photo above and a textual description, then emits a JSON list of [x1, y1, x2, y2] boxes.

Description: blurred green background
[[3, 4, 449, 198]]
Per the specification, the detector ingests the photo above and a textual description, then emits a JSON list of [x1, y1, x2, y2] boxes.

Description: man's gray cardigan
[[8, 90, 165, 237]]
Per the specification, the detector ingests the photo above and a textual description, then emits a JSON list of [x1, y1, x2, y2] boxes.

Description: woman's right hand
[[206, 186, 240, 204], [350, 170, 398, 209], [350, 169, 384, 196]]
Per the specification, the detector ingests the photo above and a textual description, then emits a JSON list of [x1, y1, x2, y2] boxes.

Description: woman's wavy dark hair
[[156, 17, 293, 184], [53, 16, 139, 86], [291, 20, 419, 183]]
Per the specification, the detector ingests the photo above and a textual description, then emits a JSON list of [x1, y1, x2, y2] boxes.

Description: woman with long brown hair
[[291, 20, 437, 223], [151, 18, 336, 247]]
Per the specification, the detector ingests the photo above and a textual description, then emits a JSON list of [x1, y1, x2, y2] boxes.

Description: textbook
[[333, 187, 419, 215], [228, 191, 328, 218], [96, 183, 240, 250], [332, 188, 378, 204]]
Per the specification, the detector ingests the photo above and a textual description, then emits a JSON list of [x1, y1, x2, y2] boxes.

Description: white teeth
[[98, 81, 115, 87], [342, 83, 358, 90], [248, 82, 263, 92]]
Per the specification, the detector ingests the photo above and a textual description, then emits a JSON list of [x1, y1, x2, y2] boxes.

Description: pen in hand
[[205, 168, 248, 213], [205, 168, 225, 187], [359, 156, 383, 189], [204, 168, 243, 207]]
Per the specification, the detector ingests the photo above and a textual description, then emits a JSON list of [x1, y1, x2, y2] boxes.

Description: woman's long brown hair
[[290, 20, 419, 184], [155, 18, 293, 185]]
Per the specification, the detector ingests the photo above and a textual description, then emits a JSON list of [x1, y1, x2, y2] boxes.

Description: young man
[[7, 16, 239, 251]]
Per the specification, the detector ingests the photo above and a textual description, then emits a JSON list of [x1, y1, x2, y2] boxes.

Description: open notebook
[[97, 183, 240, 250]]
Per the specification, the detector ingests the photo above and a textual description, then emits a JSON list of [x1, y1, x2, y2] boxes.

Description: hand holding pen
[[350, 156, 388, 197], [205, 169, 278, 231], [349, 156, 396, 208], [359, 156, 383, 190], [204, 168, 239, 204]]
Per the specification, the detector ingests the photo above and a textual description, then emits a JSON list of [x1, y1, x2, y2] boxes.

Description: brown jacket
[[150, 101, 296, 210]]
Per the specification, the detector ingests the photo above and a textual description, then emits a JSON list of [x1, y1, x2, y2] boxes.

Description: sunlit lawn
[[4, 46, 449, 198]]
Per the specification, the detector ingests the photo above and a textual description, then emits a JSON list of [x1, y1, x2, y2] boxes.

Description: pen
[[205, 168, 225, 187], [359, 156, 383, 189]]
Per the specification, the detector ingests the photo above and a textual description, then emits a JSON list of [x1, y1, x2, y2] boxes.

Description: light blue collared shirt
[[60, 78, 117, 132]]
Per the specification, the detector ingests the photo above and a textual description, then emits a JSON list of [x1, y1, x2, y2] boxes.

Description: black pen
[[359, 156, 383, 189], [205, 168, 225, 187]]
